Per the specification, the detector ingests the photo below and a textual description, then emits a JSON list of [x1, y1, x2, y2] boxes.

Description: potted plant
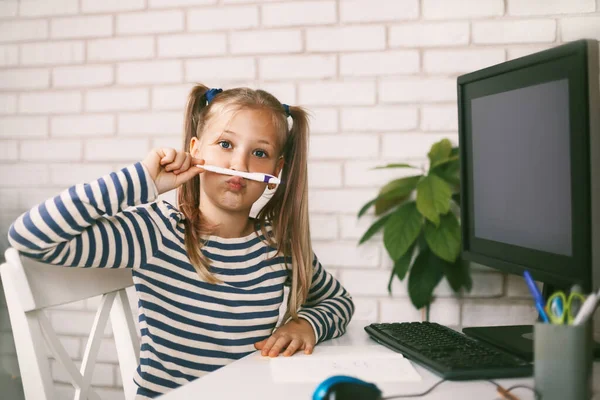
[[357, 139, 472, 314]]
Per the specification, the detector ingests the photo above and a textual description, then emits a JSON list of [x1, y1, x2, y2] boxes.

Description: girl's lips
[[226, 176, 246, 190]]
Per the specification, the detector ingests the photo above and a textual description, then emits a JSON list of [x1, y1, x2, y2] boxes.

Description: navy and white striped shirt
[[8, 162, 354, 397]]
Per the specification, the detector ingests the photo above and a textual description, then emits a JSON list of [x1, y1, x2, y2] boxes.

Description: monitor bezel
[[457, 39, 598, 291]]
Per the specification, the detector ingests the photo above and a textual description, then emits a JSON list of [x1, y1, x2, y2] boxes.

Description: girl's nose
[[228, 150, 249, 172]]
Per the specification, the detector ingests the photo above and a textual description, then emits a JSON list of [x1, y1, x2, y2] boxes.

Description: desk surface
[[159, 321, 600, 400]]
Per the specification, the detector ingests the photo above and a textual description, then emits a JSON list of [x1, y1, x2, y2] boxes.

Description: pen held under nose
[[195, 164, 281, 185]]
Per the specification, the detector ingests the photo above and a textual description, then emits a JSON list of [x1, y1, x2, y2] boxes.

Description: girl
[[7, 85, 354, 398]]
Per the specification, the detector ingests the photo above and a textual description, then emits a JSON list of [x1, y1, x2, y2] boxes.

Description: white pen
[[572, 288, 600, 325], [196, 164, 281, 185]]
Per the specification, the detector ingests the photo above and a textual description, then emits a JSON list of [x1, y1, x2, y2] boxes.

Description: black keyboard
[[365, 322, 532, 380]]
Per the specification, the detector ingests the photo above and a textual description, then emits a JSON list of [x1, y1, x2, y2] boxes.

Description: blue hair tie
[[282, 103, 290, 117], [206, 88, 222, 104]]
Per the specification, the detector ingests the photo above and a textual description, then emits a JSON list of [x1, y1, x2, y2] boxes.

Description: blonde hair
[[177, 84, 313, 321]]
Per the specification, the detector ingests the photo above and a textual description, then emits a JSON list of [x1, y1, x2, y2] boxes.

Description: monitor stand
[[462, 325, 535, 361], [463, 325, 600, 361], [462, 284, 600, 361]]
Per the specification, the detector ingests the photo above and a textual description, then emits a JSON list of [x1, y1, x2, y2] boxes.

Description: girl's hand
[[254, 319, 316, 357], [142, 148, 204, 195]]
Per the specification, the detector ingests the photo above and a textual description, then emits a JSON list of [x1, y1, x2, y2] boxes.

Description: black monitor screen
[[458, 40, 598, 289], [471, 79, 572, 257]]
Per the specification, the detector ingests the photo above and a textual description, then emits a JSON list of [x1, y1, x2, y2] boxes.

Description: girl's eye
[[218, 141, 231, 149], [253, 150, 267, 158]]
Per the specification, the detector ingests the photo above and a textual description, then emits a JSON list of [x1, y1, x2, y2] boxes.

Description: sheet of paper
[[269, 345, 421, 383]]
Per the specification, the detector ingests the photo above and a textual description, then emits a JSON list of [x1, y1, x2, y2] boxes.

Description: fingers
[[172, 155, 205, 175], [165, 151, 187, 172], [173, 153, 191, 175], [267, 336, 291, 358], [283, 339, 303, 357], [304, 342, 315, 355], [259, 335, 280, 357], [254, 339, 267, 350], [157, 148, 204, 175], [159, 148, 176, 166], [174, 164, 203, 184]]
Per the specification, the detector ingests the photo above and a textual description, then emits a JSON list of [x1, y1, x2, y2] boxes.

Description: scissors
[[545, 288, 586, 325]]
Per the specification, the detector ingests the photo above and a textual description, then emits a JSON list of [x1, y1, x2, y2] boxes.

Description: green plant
[[357, 138, 472, 310]]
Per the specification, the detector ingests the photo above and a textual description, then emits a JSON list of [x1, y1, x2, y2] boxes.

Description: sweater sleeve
[[296, 253, 355, 343], [7, 162, 163, 269]]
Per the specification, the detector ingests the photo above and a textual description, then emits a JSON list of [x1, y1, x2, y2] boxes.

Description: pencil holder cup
[[534, 321, 593, 400]]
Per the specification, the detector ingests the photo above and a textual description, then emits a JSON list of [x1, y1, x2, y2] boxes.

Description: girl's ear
[[274, 156, 284, 177], [189, 137, 200, 156]]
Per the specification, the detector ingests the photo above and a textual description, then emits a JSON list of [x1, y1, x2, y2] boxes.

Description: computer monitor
[[457, 39, 600, 360]]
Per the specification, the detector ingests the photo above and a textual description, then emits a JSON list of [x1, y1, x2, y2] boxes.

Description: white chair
[[0, 248, 140, 400]]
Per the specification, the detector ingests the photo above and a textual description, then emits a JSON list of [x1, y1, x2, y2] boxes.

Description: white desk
[[159, 321, 600, 400]]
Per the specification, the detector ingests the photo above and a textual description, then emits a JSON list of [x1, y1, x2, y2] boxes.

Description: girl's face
[[190, 107, 284, 214]]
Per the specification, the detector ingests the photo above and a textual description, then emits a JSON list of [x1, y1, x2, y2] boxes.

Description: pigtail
[[258, 105, 313, 321], [178, 84, 220, 283]]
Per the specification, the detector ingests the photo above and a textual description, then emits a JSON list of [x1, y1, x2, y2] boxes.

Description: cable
[[380, 379, 448, 399], [487, 380, 541, 400], [504, 384, 541, 400], [380, 379, 541, 400]]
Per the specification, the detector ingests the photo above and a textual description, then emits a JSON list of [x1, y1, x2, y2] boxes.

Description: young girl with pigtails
[[8, 84, 354, 398]]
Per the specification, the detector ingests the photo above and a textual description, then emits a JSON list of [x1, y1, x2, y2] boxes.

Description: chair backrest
[[0, 248, 140, 400]]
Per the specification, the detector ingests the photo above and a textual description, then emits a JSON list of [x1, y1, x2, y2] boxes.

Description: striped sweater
[[7, 162, 354, 397]]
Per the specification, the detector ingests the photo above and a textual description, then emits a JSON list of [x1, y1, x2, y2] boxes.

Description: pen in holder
[[534, 321, 593, 400]]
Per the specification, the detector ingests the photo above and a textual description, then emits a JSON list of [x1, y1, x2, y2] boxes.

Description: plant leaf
[[394, 244, 414, 281], [357, 175, 422, 218], [374, 175, 422, 216], [428, 139, 452, 167], [430, 155, 459, 170], [407, 249, 444, 309], [383, 202, 422, 261], [416, 174, 452, 226], [424, 212, 461, 263], [416, 231, 428, 252], [442, 257, 472, 293], [358, 214, 392, 245], [431, 158, 460, 187], [373, 163, 419, 170], [357, 198, 377, 218], [451, 192, 461, 205], [387, 243, 415, 293]]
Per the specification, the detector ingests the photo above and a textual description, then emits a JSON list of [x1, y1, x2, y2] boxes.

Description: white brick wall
[[230, 29, 302, 54], [340, 50, 419, 76], [21, 41, 85, 66], [0, 2, 17, 19], [0, 69, 49, 90], [86, 88, 149, 111], [1, 0, 599, 396], [88, 37, 155, 62], [0, 116, 47, 138], [0, 45, 19, 67], [472, 20, 557, 44], [306, 26, 385, 52], [19, 0, 79, 17], [53, 65, 114, 88], [389, 22, 469, 47], [158, 33, 227, 58], [260, 55, 336, 80], [188, 6, 259, 31], [300, 81, 376, 105], [341, 0, 419, 22], [263, 1, 336, 27], [51, 16, 113, 39]]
